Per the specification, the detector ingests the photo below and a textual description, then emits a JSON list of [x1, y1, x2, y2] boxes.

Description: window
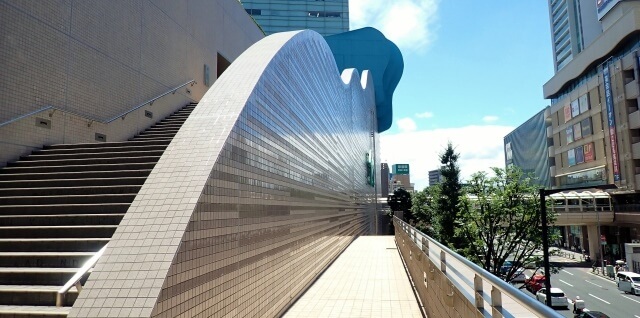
[[308, 11, 341, 18], [579, 94, 589, 113], [566, 126, 574, 144], [245, 9, 262, 15], [581, 118, 592, 137]]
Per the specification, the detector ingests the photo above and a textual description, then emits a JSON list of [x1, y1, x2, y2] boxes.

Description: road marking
[[588, 293, 611, 304], [562, 270, 574, 276], [635, 315, 640, 318], [559, 279, 573, 287], [621, 295, 640, 305], [585, 280, 603, 288], [589, 272, 617, 284]]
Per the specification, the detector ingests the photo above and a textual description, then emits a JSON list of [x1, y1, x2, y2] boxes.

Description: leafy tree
[[411, 187, 438, 237], [435, 142, 463, 247], [455, 166, 560, 283], [388, 188, 413, 221]]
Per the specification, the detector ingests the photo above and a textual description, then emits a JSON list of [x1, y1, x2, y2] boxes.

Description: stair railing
[[56, 244, 108, 307], [0, 80, 196, 129]]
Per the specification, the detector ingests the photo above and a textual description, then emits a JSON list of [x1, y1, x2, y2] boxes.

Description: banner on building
[[584, 142, 595, 162], [603, 64, 621, 181], [564, 105, 572, 123]]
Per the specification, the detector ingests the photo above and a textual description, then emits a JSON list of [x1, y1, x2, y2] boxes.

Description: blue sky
[[350, 0, 555, 190]]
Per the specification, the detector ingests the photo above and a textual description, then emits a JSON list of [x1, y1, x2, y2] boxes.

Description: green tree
[[455, 166, 559, 283], [411, 186, 438, 237], [435, 142, 463, 247]]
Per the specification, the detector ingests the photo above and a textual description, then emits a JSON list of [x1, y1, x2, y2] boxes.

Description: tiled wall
[[0, 0, 263, 165], [69, 30, 379, 317]]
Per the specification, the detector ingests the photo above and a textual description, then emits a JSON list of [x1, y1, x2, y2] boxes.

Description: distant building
[[391, 163, 414, 192], [381, 163, 391, 196], [428, 169, 442, 186]]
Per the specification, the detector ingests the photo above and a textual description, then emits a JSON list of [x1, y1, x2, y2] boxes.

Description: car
[[536, 287, 568, 308], [616, 271, 640, 295], [525, 274, 545, 293], [575, 311, 611, 318], [510, 268, 527, 283], [500, 260, 522, 275]]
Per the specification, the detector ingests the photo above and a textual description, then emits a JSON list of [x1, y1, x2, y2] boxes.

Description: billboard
[[568, 148, 576, 166], [581, 118, 592, 137], [503, 108, 550, 187], [571, 99, 580, 118], [564, 105, 572, 123], [603, 64, 621, 181], [584, 142, 595, 162], [575, 146, 584, 164], [579, 94, 589, 113], [392, 164, 410, 175], [597, 0, 622, 20]]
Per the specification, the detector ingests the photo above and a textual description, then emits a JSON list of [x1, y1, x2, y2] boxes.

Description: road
[[518, 264, 640, 317]]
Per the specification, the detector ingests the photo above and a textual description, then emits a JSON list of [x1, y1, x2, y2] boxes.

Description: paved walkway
[[283, 236, 423, 318]]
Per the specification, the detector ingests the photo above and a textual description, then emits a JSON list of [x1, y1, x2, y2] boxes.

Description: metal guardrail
[[394, 217, 563, 318], [0, 80, 196, 129], [56, 244, 108, 307]]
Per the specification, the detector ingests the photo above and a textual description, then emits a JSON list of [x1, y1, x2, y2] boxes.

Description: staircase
[[0, 103, 197, 317]]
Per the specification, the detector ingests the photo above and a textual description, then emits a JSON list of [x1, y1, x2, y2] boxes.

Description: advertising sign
[[575, 146, 584, 164], [579, 94, 589, 114], [393, 164, 410, 175], [584, 142, 595, 162], [564, 105, 572, 123], [566, 126, 574, 144], [581, 118, 592, 137], [573, 123, 582, 140], [603, 65, 621, 181], [568, 148, 576, 166], [571, 99, 580, 118], [597, 0, 622, 20]]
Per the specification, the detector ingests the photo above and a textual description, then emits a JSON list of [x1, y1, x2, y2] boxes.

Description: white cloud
[[397, 117, 417, 132], [349, 0, 439, 51], [483, 115, 499, 123], [380, 125, 514, 191], [415, 111, 434, 119]]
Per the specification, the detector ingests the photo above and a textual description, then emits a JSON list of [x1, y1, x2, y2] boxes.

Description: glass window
[[568, 148, 576, 166], [566, 126, 574, 144], [579, 94, 589, 113], [573, 123, 582, 140], [581, 117, 592, 137], [571, 99, 580, 117]]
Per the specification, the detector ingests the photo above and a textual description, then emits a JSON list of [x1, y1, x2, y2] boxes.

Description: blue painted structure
[[325, 27, 404, 133]]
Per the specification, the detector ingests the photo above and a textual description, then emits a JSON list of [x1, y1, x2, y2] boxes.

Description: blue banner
[[603, 64, 621, 182]]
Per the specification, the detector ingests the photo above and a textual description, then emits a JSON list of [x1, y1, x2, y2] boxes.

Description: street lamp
[[539, 184, 616, 307]]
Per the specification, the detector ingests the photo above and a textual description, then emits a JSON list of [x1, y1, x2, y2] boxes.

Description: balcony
[[633, 141, 640, 159], [624, 80, 639, 99], [629, 110, 640, 129]]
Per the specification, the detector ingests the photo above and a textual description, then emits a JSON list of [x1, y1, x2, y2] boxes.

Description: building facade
[[539, 0, 640, 262], [428, 169, 442, 187], [0, 1, 403, 317], [241, 0, 349, 36], [548, 0, 601, 71]]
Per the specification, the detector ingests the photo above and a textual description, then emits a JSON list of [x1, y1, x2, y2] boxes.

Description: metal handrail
[[56, 244, 108, 307], [0, 80, 196, 129], [394, 217, 562, 318]]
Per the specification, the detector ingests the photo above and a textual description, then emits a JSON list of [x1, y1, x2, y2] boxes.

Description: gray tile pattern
[[70, 30, 380, 318]]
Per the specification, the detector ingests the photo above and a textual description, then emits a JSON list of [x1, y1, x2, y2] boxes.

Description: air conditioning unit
[[631, 239, 640, 244]]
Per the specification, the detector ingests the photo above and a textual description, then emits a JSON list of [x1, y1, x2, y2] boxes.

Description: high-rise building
[[428, 169, 442, 186], [548, 0, 601, 71], [241, 0, 349, 36], [530, 0, 640, 264], [381, 163, 391, 196]]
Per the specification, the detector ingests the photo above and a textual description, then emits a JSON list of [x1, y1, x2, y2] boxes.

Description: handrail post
[[474, 274, 484, 310], [440, 250, 446, 274], [491, 285, 503, 318]]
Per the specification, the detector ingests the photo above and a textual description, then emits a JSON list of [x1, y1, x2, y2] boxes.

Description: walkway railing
[[394, 217, 562, 318], [0, 80, 196, 128]]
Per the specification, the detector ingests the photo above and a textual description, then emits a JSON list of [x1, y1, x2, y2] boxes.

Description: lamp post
[[539, 184, 616, 307]]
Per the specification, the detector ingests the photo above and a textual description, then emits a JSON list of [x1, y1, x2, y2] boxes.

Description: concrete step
[[0, 194, 136, 205], [0, 185, 141, 197], [0, 214, 124, 226], [0, 170, 151, 181], [0, 238, 109, 252], [0, 304, 71, 317], [0, 267, 81, 286], [0, 162, 156, 174], [33, 143, 168, 155], [22, 150, 165, 161], [0, 252, 93, 268], [135, 131, 178, 138], [43, 139, 170, 150], [0, 225, 117, 239], [0, 203, 129, 216], [0, 177, 146, 189], [7, 156, 160, 168], [0, 285, 78, 307], [130, 135, 173, 141]]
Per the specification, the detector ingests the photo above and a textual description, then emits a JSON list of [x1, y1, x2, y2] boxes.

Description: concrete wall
[[69, 30, 379, 318], [0, 0, 264, 166]]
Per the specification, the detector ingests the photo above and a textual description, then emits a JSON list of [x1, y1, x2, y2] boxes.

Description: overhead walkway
[[283, 236, 423, 318]]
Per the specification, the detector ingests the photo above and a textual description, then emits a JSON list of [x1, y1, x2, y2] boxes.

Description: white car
[[536, 287, 568, 308]]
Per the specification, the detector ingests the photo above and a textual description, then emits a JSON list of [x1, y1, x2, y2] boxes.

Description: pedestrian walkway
[[282, 236, 423, 318]]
